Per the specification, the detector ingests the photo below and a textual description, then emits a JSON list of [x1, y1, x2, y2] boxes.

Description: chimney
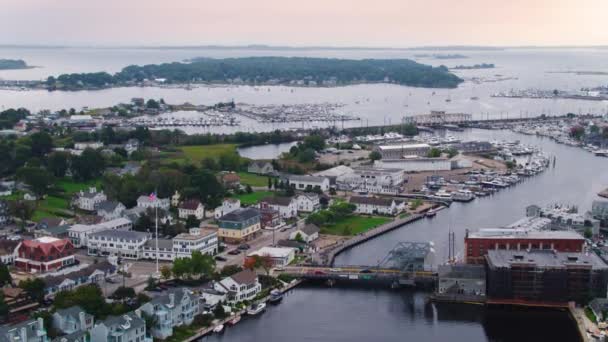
[[20, 327, 27, 341], [37, 317, 44, 331], [134, 309, 142, 318], [79, 311, 86, 329], [169, 293, 175, 306]]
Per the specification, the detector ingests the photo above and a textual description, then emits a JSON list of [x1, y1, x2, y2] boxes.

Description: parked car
[[215, 255, 228, 262], [228, 249, 241, 255], [238, 244, 251, 250]]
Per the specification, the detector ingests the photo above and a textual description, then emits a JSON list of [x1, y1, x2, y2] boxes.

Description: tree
[[584, 227, 593, 239], [201, 157, 218, 171], [245, 255, 273, 275], [294, 232, 304, 243], [185, 215, 200, 229], [71, 148, 106, 181], [160, 265, 172, 281], [245, 184, 253, 194], [172, 258, 190, 280], [134, 213, 152, 232], [0, 293, 8, 319], [189, 251, 216, 279], [0, 263, 12, 287], [191, 170, 225, 210], [302, 135, 325, 151], [54, 285, 108, 318], [19, 278, 46, 303], [213, 302, 226, 318], [427, 148, 442, 158], [268, 177, 272, 190], [47, 152, 70, 178], [112, 286, 136, 300], [369, 151, 382, 161], [145, 276, 157, 291], [10, 200, 34, 229], [146, 99, 160, 109], [219, 265, 243, 278], [29, 131, 53, 157], [17, 167, 53, 199]]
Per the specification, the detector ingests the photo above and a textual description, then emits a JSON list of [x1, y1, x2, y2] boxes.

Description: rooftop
[[377, 143, 430, 150], [467, 229, 584, 240], [349, 196, 394, 207], [248, 246, 295, 259], [89, 229, 148, 240], [219, 207, 260, 222], [174, 228, 217, 240], [486, 249, 608, 270], [288, 175, 328, 183]]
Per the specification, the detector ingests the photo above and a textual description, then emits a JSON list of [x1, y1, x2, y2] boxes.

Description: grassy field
[[56, 178, 101, 195], [238, 172, 272, 187], [321, 216, 391, 236], [234, 191, 274, 205], [166, 144, 238, 164]]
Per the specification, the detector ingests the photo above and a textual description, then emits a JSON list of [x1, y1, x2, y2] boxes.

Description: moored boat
[[247, 302, 267, 315], [268, 289, 283, 304], [227, 316, 241, 326], [213, 324, 224, 333]]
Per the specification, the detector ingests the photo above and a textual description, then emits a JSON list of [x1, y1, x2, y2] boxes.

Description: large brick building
[[464, 229, 584, 264], [15, 237, 76, 273]]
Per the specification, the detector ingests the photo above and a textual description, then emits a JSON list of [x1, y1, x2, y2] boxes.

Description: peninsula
[[0, 59, 31, 70], [45, 57, 463, 90], [452, 63, 495, 70]]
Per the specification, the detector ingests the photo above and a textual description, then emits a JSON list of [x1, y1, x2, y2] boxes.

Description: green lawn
[[166, 144, 238, 164], [238, 172, 273, 187], [166, 325, 198, 342], [585, 307, 598, 324], [56, 178, 101, 195], [321, 216, 391, 236], [234, 191, 274, 205]]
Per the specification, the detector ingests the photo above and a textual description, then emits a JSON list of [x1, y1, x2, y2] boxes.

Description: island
[[44, 56, 463, 90], [452, 63, 495, 70], [0, 59, 31, 70]]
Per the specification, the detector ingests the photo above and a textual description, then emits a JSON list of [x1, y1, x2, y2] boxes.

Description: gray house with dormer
[[90, 311, 150, 342], [52, 306, 94, 335], [138, 288, 198, 339], [0, 318, 48, 342]]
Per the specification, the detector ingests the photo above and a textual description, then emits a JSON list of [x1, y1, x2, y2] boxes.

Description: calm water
[[1, 47, 608, 133], [202, 129, 604, 342]]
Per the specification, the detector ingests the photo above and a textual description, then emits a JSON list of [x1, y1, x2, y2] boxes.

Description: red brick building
[[465, 229, 584, 264], [15, 237, 76, 273]]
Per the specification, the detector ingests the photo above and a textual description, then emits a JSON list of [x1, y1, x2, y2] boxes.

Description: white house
[[349, 196, 405, 216], [124, 139, 140, 155], [259, 196, 297, 219], [68, 218, 132, 248], [214, 269, 261, 304], [178, 200, 205, 220], [288, 175, 330, 192], [94, 201, 126, 221], [247, 246, 295, 267], [137, 195, 170, 210], [295, 193, 320, 213], [289, 224, 320, 243], [74, 141, 104, 150], [247, 161, 275, 175], [74, 188, 107, 211], [214, 199, 241, 219], [143, 228, 218, 261], [336, 166, 405, 195], [87, 230, 149, 259]]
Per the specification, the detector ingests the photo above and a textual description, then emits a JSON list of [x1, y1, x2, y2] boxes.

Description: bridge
[[284, 242, 438, 288]]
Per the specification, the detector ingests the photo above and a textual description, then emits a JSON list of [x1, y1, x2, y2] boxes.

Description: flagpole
[[155, 193, 159, 277]]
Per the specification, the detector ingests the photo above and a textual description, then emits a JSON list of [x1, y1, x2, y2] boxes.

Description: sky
[[1, 0, 607, 47]]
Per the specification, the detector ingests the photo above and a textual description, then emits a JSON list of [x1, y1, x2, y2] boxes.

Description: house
[[289, 224, 320, 243], [74, 142, 103, 150], [52, 306, 94, 335], [349, 196, 405, 216], [0, 185, 12, 197], [37, 217, 67, 231], [259, 196, 297, 219], [43, 261, 116, 298], [246, 246, 295, 267], [178, 200, 205, 220], [199, 287, 226, 312], [0, 200, 10, 227], [136, 195, 170, 211], [94, 201, 126, 221], [35, 224, 71, 240], [90, 311, 150, 342], [214, 199, 240, 219], [0, 318, 48, 342], [259, 208, 280, 229], [68, 218, 132, 248], [288, 175, 330, 192], [217, 208, 261, 243], [52, 330, 90, 342], [336, 166, 405, 195], [171, 191, 181, 207], [87, 230, 149, 260], [214, 269, 261, 304], [139, 288, 198, 339], [0, 239, 20, 264], [124, 139, 139, 155], [143, 228, 218, 261], [74, 188, 107, 211], [295, 193, 320, 213], [15, 237, 76, 273], [247, 161, 275, 175], [218, 172, 240, 189]]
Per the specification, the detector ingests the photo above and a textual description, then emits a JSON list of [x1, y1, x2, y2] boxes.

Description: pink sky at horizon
[[1, 0, 607, 47]]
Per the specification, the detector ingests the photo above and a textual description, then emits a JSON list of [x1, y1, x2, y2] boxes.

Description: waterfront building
[[437, 264, 486, 296], [87, 230, 149, 259], [349, 196, 405, 216], [289, 224, 320, 243], [177, 199, 205, 220], [246, 246, 296, 267], [0, 318, 48, 342], [464, 229, 585, 264], [313, 165, 354, 186], [52, 306, 94, 335], [374, 143, 431, 159], [214, 198, 241, 219], [73, 188, 107, 212], [288, 175, 330, 192], [456, 141, 495, 154], [139, 288, 198, 339], [15, 237, 75, 273], [403, 111, 472, 126], [214, 269, 262, 304], [528, 204, 600, 236], [259, 196, 297, 219], [217, 208, 261, 243], [295, 193, 320, 213], [136, 195, 170, 210], [336, 166, 405, 195], [90, 311, 150, 342], [247, 161, 275, 175], [142, 227, 218, 261], [485, 249, 608, 304], [68, 218, 132, 248], [374, 157, 452, 172]]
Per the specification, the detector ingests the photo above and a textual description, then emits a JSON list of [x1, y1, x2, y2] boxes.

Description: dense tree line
[[46, 57, 463, 89]]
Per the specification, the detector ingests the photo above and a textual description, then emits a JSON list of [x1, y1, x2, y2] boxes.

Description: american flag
[[149, 192, 156, 201]]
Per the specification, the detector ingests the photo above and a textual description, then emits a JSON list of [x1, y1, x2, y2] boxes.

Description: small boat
[[213, 324, 224, 333], [227, 316, 241, 326], [268, 289, 283, 304], [247, 302, 266, 315], [425, 210, 437, 218]]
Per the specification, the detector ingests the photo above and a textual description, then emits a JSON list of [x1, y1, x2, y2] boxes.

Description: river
[[202, 129, 607, 342]]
